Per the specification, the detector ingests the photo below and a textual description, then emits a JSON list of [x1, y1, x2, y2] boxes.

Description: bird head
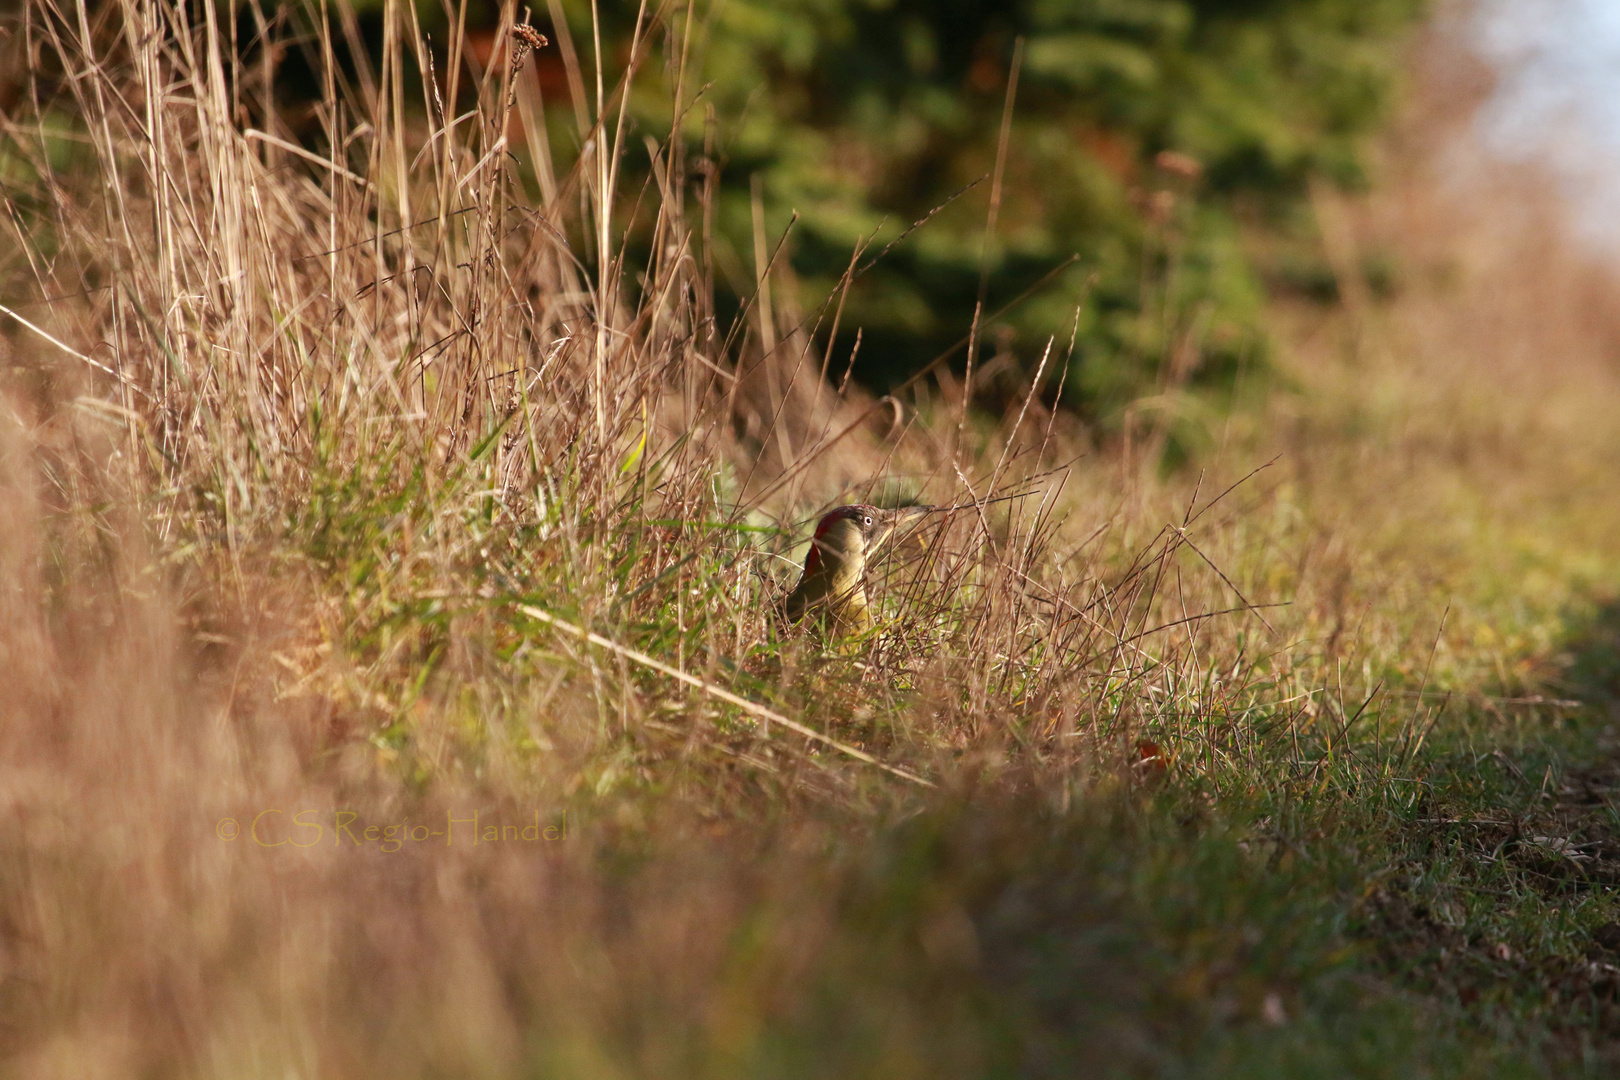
[[800, 504, 929, 578], [787, 503, 931, 633]]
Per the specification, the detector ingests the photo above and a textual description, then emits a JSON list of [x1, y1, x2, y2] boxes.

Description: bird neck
[[796, 519, 872, 631], [822, 548, 865, 594], [808, 543, 866, 611], [824, 559, 870, 629]]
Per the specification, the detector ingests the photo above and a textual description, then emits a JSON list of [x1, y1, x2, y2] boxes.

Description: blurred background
[[203, 0, 1620, 460], [1478, 0, 1620, 248], [230, 0, 1428, 455]]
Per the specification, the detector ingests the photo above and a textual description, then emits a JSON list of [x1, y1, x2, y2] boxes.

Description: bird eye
[[864, 515, 873, 526]]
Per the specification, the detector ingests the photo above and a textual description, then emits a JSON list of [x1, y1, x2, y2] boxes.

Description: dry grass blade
[[519, 605, 935, 787]]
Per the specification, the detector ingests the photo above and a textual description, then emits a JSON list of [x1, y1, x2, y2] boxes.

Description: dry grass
[[5, 0, 1620, 1075]]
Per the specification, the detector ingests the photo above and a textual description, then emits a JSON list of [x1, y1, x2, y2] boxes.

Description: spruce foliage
[[591, 0, 1428, 432]]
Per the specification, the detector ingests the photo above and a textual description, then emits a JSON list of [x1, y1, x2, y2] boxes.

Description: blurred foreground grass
[[5, 3, 1620, 1077]]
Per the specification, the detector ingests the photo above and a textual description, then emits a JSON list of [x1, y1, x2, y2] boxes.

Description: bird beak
[[868, 505, 933, 555]]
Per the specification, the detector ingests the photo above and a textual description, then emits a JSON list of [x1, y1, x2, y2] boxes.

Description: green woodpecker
[[784, 504, 931, 634]]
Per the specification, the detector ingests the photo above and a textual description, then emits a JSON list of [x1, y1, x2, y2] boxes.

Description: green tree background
[[281, 0, 1429, 443], [600, 0, 1424, 432]]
